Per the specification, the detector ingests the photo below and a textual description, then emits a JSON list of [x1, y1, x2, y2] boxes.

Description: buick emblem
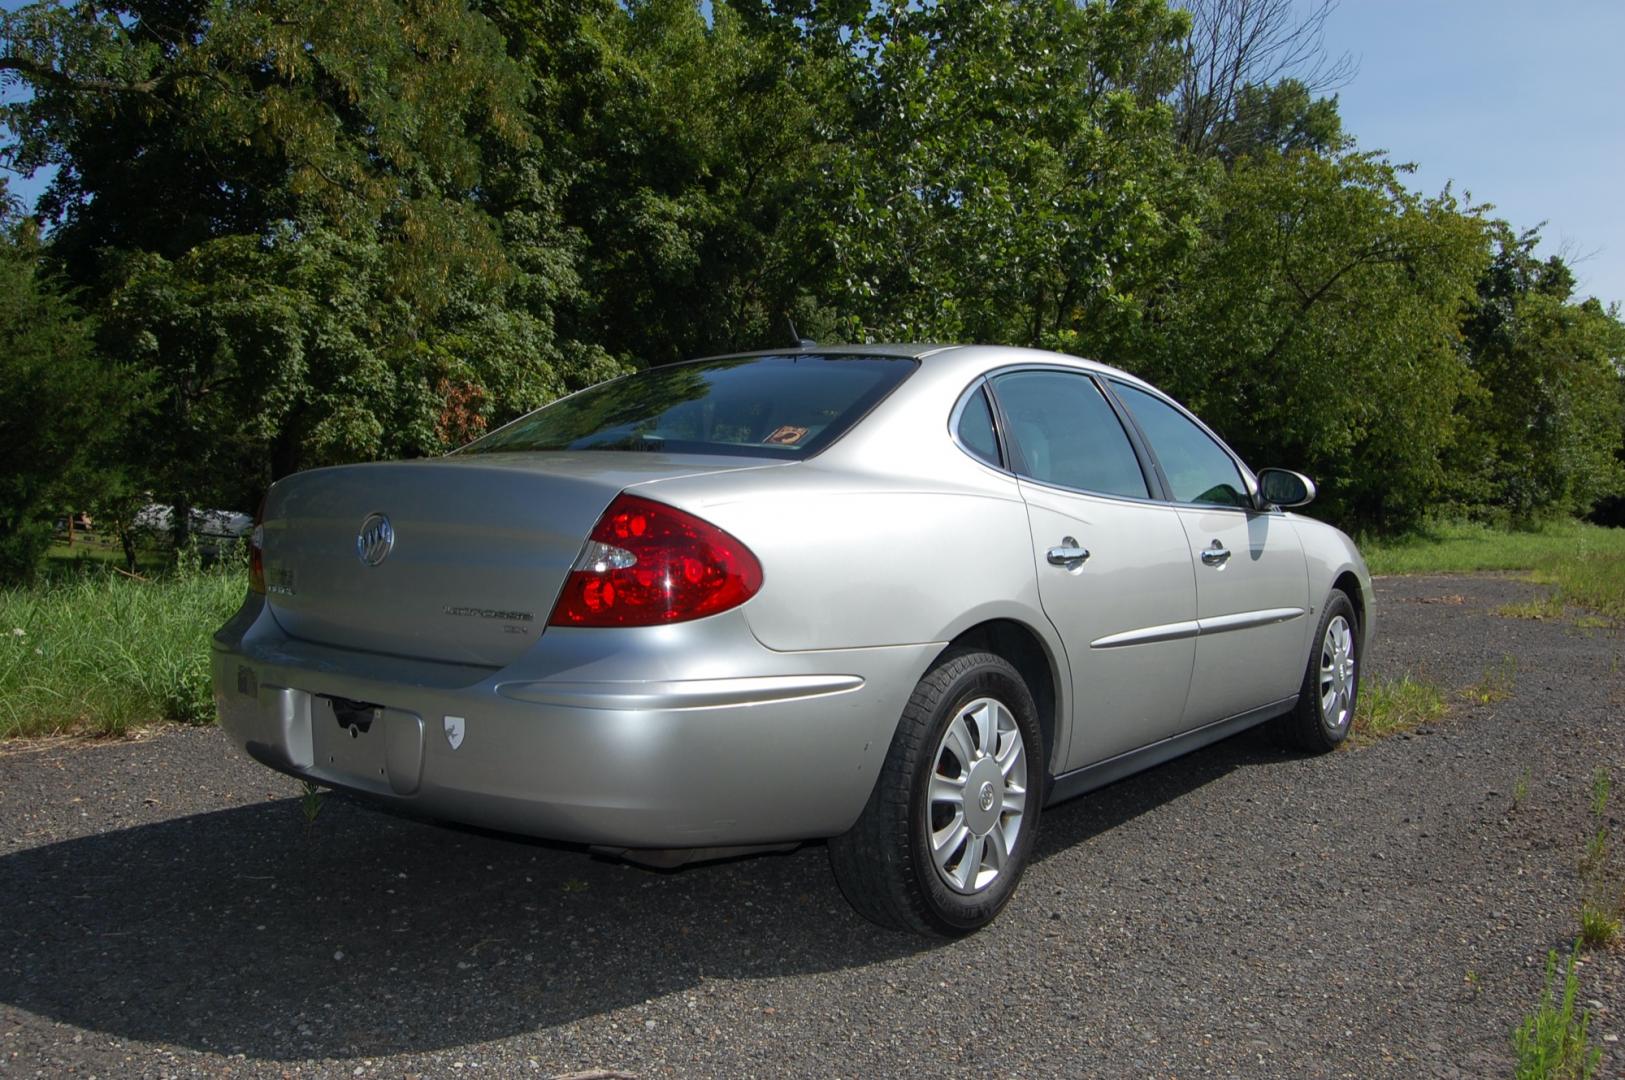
[[444, 715, 466, 750], [356, 512, 394, 566]]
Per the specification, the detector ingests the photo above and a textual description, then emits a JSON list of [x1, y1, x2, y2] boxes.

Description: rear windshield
[[461, 354, 917, 459]]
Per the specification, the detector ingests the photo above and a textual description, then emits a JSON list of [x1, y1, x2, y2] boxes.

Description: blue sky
[[1317, 0, 1625, 309], [5, 0, 1622, 310]]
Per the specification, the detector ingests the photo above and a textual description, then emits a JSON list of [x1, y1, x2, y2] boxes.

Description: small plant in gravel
[[1512, 946, 1603, 1080], [1352, 675, 1448, 742], [1575, 768, 1622, 952], [300, 780, 326, 834], [1577, 901, 1620, 950], [1578, 828, 1608, 880], [1462, 656, 1518, 705], [1498, 595, 1565, 621], [1513, 767, 1534, 812]]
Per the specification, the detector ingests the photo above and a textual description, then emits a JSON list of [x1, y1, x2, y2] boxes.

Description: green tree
[[488, 0, 849, 364], [0, 182, 131, 583], [1208, 78, 1345, 161], [1132, 150, 1490, 532], [1, 0, 618, 535], [1172, 0, 1352, 158], [2, 0, 530, 288], [1451, 227, 1625, 520], [806, 0, 1203, 350]]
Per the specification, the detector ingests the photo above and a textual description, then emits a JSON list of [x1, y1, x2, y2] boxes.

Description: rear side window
[[955, 386, 1002, 467], [1111, 382, 1250, 507], [463, 354, 917, 460], [989, 371, 1149, 498]]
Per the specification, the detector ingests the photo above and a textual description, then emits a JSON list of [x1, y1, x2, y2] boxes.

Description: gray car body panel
[[213, 344, 1374, 848]]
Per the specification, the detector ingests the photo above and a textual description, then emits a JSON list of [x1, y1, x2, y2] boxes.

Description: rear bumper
[[212, 595, 938, 847]]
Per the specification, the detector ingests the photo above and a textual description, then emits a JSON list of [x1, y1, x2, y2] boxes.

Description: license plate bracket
[[313, 695, 388, 784]]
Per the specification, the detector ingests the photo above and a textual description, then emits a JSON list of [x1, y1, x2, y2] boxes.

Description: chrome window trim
[[1011, 473, 1176, 510], [949, 364, 1166, 507], [946, 377, 1006, 472], [1102, 377, 1265, 514]]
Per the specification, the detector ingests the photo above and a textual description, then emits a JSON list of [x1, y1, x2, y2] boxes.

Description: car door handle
[[1046, 538, 1091, 568], [1200, 542, 1232, 566]]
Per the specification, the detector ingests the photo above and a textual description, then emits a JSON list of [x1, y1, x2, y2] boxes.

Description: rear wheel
[[1274, 589, 1360, 752], [828, 648, 1043, 935]]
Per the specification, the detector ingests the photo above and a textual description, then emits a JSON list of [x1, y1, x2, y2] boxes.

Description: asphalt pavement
[[1, 573, 1621, 1078]]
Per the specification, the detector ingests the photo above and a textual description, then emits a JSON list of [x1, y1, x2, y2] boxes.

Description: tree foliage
[[808, 0, 1202, 348], [1449, 227, 1625, 520], [1173, 0, 1353, 157], [1133, 150, 1490, 530], [0, 181, 130, 582], [1, 0, 1623, 580]]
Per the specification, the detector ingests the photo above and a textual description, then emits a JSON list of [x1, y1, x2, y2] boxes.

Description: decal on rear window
[[762, 425, 809, 446]]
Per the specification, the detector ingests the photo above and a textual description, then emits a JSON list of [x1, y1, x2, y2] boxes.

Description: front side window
[[463, 354, 917, 460], [989, 371, 1149, 498], [1111, 382, 1250, 508]]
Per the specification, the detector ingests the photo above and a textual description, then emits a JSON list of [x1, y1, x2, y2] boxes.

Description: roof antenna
[[785, 314, 816, 350]]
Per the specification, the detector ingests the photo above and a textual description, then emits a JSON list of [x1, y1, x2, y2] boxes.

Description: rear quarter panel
[[631, 349, 1076, 773], [638, 461, 1043, 653], [632, 348, 1056, 654]]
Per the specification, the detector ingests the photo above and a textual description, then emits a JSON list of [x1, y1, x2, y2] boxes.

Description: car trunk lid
[[260, 452, 779, 667]]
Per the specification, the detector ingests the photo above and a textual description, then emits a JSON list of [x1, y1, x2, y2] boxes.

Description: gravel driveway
[[2, 574, 1621, 1078]]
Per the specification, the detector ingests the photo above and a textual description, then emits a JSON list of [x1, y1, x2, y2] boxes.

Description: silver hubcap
[[1319, 615, 1356, 731], [927, 696, 1028, 895]]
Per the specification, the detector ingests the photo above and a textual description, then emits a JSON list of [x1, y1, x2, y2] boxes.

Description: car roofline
[[695, 342, 1147, 385], [693, 342, 957, 362]]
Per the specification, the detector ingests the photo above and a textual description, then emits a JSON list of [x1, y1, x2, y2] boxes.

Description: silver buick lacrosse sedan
[[214, 344, 1371, 934]]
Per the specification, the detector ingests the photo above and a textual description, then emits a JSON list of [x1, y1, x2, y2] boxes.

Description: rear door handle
[[1200, 541, 1232, 566], [1046, 537, 1091, 569]]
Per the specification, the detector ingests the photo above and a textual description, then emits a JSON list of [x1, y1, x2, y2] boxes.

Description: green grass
[[1352, 675, 1448, 742], [1499, 594, 1566, 621], [1532, 553, 1625, 623], [1365, 519, 1625, 622], [0, 553, 247, 738], [1362, 519, 1625, 575], [1513, 947, 1604, 1080], [44, 530, 170, 576], [1577, 902, 1621, 951]]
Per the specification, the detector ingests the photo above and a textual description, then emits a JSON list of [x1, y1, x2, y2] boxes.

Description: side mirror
[[1257, 468, 1316, 509]]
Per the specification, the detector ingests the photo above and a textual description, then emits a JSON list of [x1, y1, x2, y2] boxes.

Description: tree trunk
[[170, 494, 193, 555]]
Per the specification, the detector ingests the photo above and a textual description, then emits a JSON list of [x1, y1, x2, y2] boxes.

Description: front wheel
[[828, 648, 1043, 935], [1274, 589, 1360, 752]]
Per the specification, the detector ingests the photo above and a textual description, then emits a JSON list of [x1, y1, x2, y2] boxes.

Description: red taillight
[[548, 494, 763, 627], [248, 495, 267, 594]]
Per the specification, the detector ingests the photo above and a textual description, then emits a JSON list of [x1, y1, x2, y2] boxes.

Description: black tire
[[1273, 588, 1360, 753], [828, 648, 1044, 935]]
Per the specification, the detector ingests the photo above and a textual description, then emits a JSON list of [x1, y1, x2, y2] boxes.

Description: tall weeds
[[0, 545, 247, 737]]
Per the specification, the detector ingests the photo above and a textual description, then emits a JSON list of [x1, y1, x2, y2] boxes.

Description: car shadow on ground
[[0, 731, 1288, 1061]]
